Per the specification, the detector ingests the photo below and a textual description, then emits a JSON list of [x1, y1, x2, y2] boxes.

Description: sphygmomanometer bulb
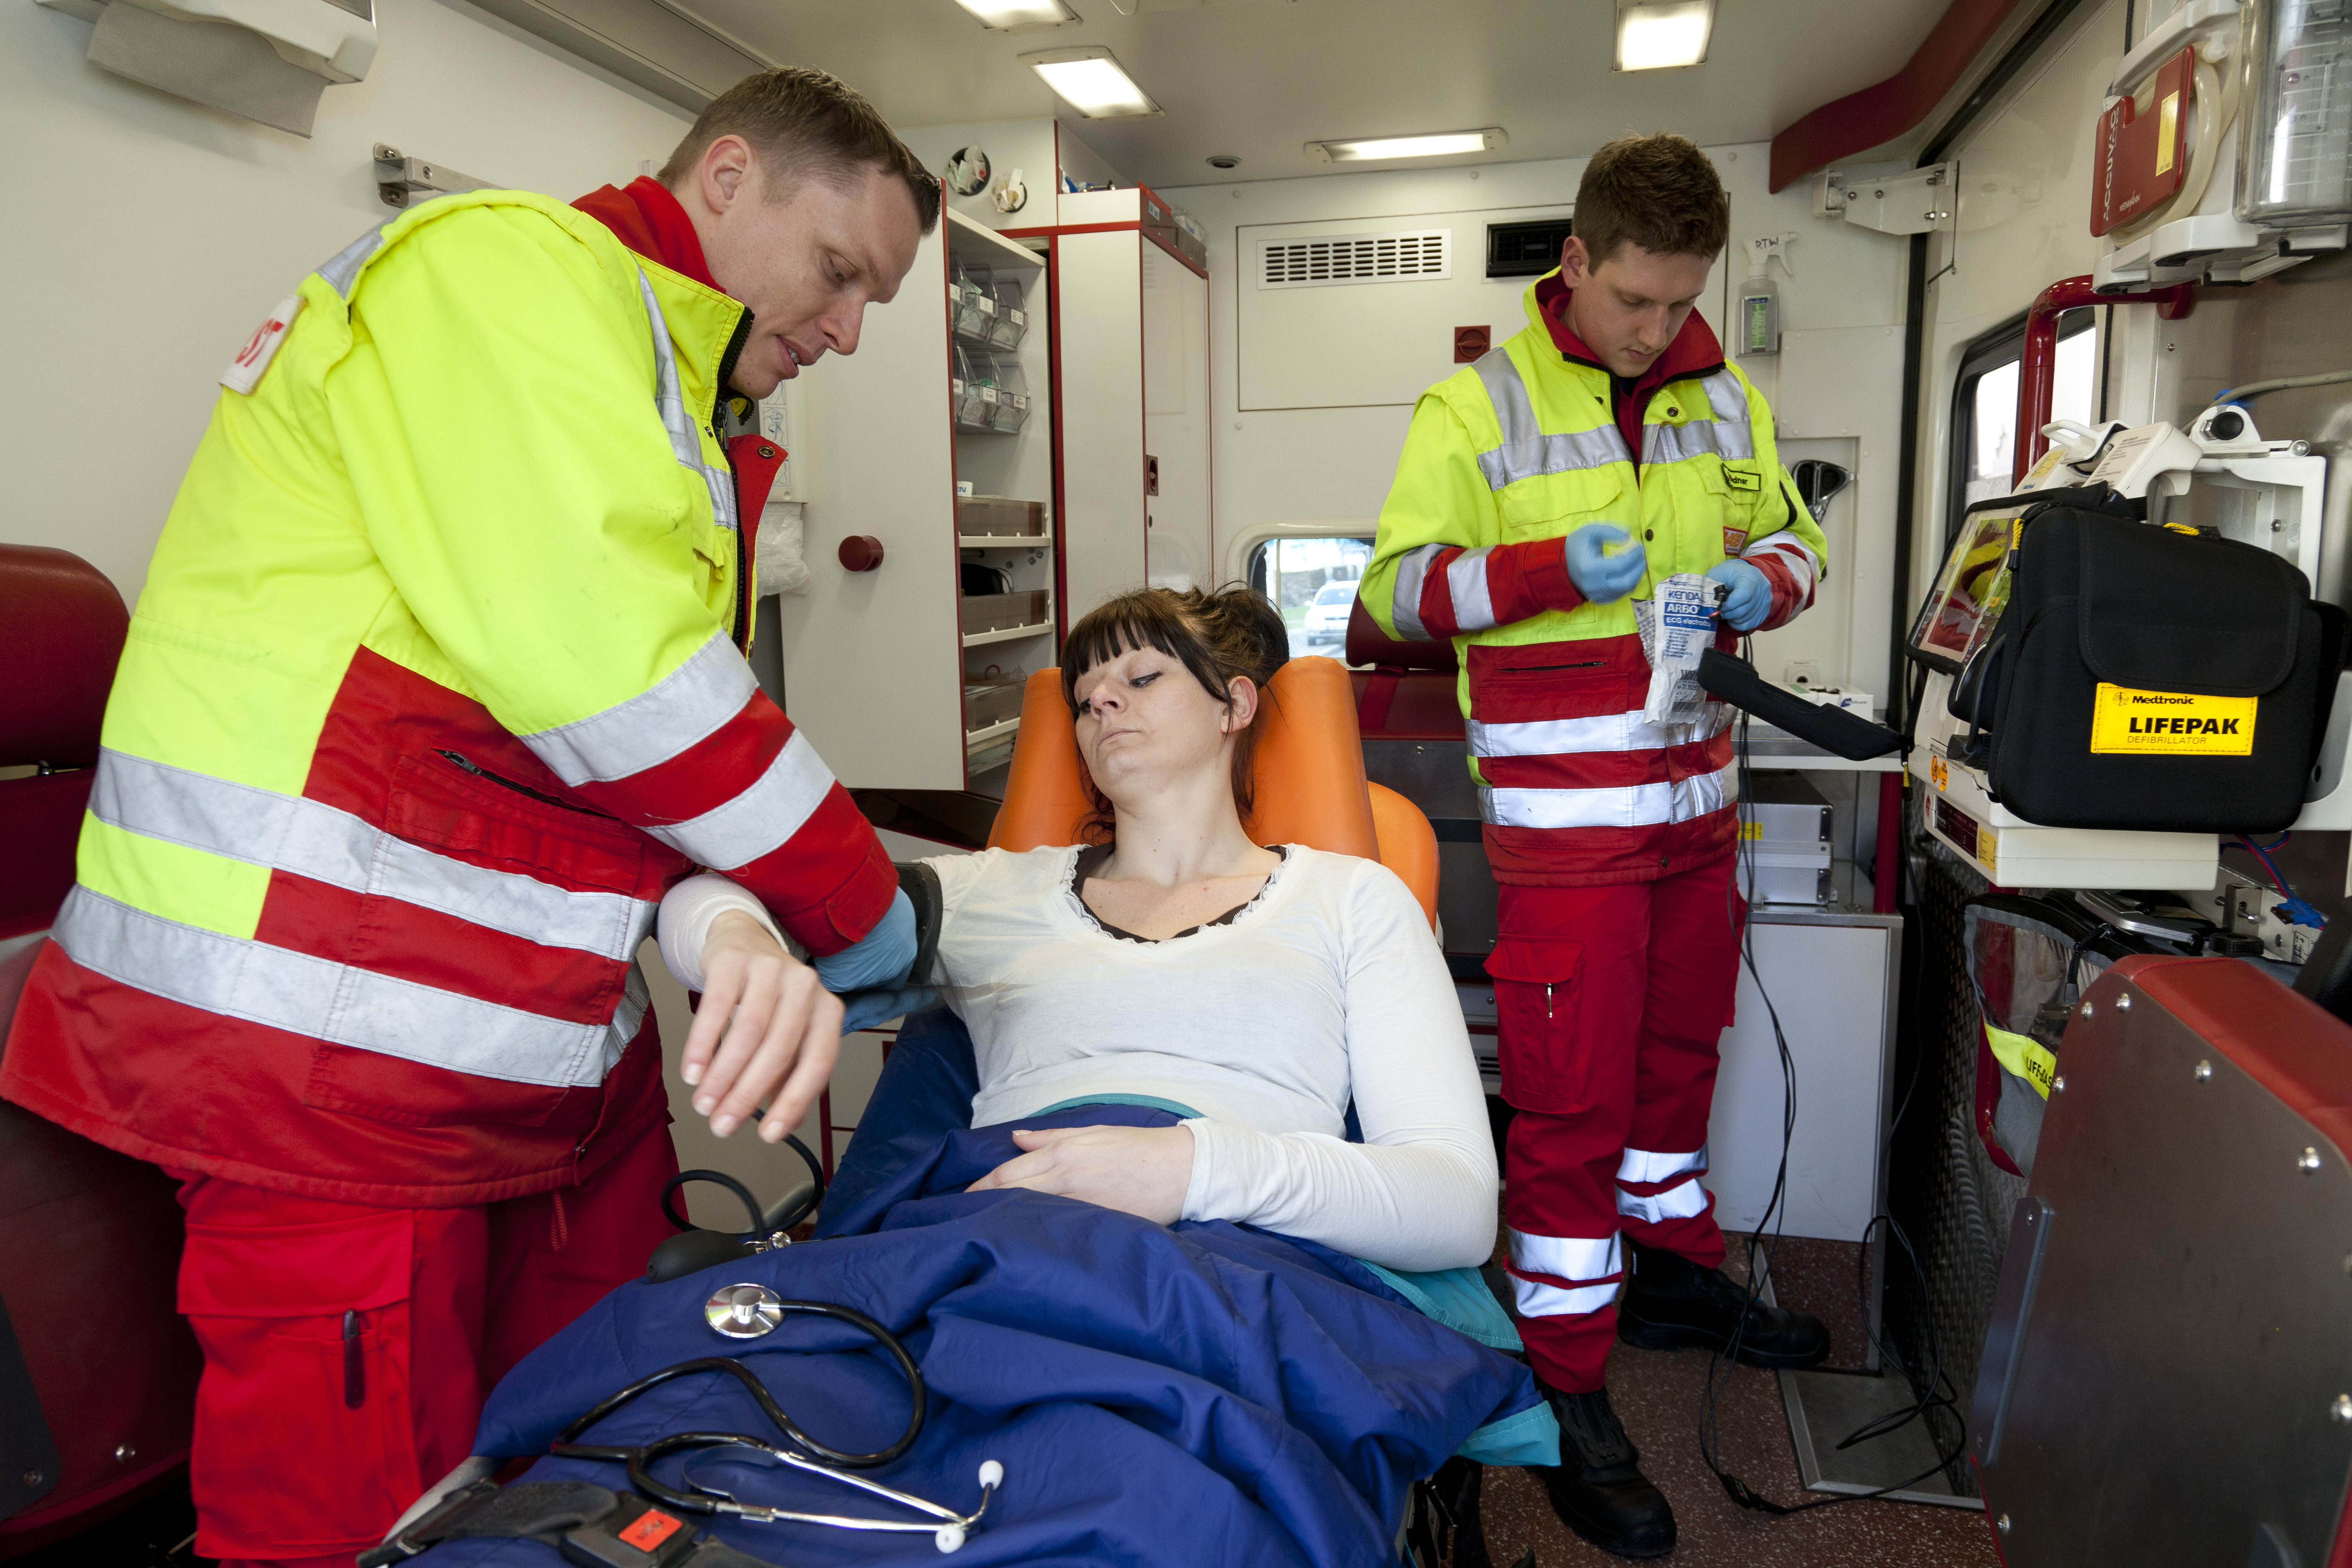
[[935, 1525, 966, 1553]]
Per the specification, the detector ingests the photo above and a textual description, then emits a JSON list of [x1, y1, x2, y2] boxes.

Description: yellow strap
[[1985, 1024, 2058, 1100]]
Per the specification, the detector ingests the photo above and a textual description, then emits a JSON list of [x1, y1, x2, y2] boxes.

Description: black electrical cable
[[1695, 646, 1969, 1515]]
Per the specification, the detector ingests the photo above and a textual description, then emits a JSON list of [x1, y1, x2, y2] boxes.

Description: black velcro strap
[[1697, 651, 1904, 761]]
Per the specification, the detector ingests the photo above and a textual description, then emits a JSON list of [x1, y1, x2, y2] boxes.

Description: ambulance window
[[1246, 536, 1372, 661], [1947, 308, 2097, 539]]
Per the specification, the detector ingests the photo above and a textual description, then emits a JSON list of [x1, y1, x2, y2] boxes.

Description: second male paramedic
[[1363, 133, 1832, 1559], [0, 68, 932, 1567]]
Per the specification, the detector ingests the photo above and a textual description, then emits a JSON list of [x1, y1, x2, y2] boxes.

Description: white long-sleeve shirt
[[658, 845, 1497, 1271]]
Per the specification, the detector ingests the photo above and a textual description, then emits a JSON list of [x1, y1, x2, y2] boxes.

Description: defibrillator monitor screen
[[1908, 502, 2026, 674]]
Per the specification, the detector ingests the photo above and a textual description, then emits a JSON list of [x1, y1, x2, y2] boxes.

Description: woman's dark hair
[[1061, 585, 1288, 839]]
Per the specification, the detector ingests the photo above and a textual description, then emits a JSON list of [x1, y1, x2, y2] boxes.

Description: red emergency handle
[[838, 535, 886, 572], [2013, 273, 2195, 485]]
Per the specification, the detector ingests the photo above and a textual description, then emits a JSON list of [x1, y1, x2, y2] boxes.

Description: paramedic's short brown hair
[[660, 67, 941, 233], [1573, 132, 1728, 267]]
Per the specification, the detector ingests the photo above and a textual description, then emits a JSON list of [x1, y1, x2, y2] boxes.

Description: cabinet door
[[1143, 245, 1212, 593], [771, 219, 965, 790], [1056, 228, 1150, 622]]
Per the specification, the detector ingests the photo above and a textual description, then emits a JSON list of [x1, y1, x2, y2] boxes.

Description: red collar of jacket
[[573, 177, 722, 294], [1534, 271, 1725, 467]]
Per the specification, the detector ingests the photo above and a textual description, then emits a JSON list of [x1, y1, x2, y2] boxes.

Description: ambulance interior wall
[[0, 0, 846, 1229], [1912, 0, 2352, 908], [1161, 142, 1914, 706]]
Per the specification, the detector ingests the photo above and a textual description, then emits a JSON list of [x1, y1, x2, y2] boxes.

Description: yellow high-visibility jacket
[[1, 190, 894, 1204], [1363, 271, 1830, 887]]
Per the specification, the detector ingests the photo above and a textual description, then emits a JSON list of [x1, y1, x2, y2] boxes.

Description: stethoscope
[[551, 1296, 1004, 1553]]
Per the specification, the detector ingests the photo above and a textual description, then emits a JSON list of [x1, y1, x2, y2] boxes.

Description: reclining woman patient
[[657, 585, 1496, 1274]]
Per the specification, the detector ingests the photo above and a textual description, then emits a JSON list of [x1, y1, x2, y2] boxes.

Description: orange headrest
[[988, 657, 1378, 859]]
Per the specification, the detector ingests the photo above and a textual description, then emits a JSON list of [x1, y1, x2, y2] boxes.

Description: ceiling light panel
[[1303, 129, 1508, 164], [1020, 46, 1161, 118], [952, 0, 1079, 31], [1615, 0, 1715, 71]]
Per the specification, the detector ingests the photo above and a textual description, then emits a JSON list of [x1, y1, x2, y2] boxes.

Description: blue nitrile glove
[[812, 887, 917, 994], [1564, 524, 1648, 605], [840, 986, 939, 1035], [1707, 557, 1772, 632]]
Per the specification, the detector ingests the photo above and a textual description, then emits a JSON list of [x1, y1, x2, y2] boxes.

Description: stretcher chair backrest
[[986, 656, 1440, 927], [0, 544, 201, 1545]]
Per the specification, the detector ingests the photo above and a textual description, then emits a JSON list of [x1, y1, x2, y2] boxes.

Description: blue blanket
[[405, 1019, 1545, 1567]]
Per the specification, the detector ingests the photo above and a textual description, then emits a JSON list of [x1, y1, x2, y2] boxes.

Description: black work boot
[[1527, 1382, 1675, 1560], [1615, 1238, 1831, 1368]]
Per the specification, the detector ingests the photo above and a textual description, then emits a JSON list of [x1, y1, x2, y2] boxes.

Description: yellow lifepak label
[[1985, 1024, 2057, 1100], [2090, 684, 2256, 756], [2156, 92, 2180, 175]]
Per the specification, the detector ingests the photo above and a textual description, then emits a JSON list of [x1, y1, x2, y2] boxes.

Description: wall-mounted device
[[1907, 411, 2340, 889], [1485, 217, 1576, 279], [38, 0, 376, 137], [2093, 0, 2352, 291]]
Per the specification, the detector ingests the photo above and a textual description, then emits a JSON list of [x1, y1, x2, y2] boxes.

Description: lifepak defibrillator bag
[[1984, 506, 2342, 833]]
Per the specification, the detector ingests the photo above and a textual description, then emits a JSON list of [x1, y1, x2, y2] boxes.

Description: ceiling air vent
[[1486, 217, 1574, 278], [1257, 230, 1451, 289]]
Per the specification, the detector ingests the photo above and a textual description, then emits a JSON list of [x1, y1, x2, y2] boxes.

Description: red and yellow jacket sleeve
[[1362, 394, 1584, 644], [332, 206, 892, 954]]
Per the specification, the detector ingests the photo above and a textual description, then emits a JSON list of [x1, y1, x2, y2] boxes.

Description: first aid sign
[[2090, 683, 2257, 756]]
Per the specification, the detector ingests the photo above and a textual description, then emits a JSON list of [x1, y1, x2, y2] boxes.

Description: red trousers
[[169, 1119, 677, 1567], [1491, 855, 1745, 1393]]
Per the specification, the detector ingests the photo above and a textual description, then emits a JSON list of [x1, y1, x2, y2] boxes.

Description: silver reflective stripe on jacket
[[524, 630, 758, 788], [1390, 543, 1442, 643], [638, 270, 740, 534], [1472, 350, 1634, 491], [1642, 370, 1753, 466], [87, 749, 655, 962], [1478, 760, 1737, 830], [53, 887, 649, 1088]]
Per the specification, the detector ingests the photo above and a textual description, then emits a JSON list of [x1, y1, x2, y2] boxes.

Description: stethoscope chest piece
[[705, 1284, 784, 1339]]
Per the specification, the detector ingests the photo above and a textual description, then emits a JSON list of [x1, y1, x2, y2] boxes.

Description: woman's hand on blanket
[[681, 909, 843, 1143], [967, 1125, 1195, 1223]]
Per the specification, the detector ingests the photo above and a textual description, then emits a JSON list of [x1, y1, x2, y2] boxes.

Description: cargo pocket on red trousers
[[1487, 936, 1590, 1115], [177, 1210, 420, 1556]]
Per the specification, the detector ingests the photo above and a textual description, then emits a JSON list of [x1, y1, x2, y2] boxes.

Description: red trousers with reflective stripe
[[1493, 855, 1744, 1393], [169, 1118, 677, 1566]]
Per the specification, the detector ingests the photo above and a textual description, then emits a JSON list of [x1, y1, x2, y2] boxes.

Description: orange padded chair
[[986, 655, 1440, 928]]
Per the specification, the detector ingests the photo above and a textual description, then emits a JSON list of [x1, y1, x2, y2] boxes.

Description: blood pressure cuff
[[358, 1478, 774, 1568], [895, 861, 944, 986], [1695, 650, 1904, 760], [1986, 508, 2345, 832], [1961, 896, 2145, 1179]]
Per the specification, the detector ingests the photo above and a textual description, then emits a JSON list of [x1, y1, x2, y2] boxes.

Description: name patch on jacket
[[222, 295, 304, 395], [2089, 684, 2256, 755]]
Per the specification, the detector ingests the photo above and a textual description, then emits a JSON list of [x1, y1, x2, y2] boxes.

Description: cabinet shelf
[[964, 715, 1021, 749], [962, 621, 1054, 649], [959, 533, 1054, 549]]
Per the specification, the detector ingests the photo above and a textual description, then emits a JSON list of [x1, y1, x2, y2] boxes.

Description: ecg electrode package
[[1633, 573, 1721, 726]]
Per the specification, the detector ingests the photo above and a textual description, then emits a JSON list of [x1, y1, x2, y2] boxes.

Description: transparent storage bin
[[989, 355, 1031, 434], [960, 590, 1050, 637], [987, 276, 1028, 350], [953, 345, 999, 431], [963, 677, 1026, 733], [954, 262, 1000, 343]]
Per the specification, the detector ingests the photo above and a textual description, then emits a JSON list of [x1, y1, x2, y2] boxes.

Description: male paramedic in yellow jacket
[[0, 68, 936, 1566], [1364, 134, 1832, 1559]]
